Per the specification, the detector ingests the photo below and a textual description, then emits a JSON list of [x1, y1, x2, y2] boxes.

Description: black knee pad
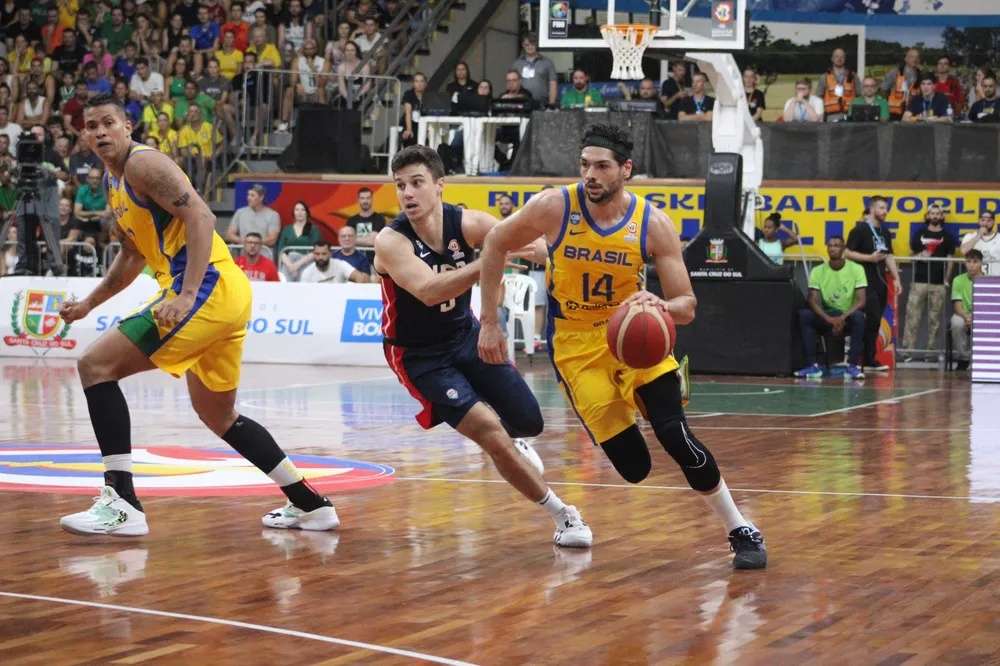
[[600, 425, 651, 484], [636, 373, 721, 492]]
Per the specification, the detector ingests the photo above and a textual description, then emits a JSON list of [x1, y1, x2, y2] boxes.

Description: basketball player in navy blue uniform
[[375, 146, 591, 548]]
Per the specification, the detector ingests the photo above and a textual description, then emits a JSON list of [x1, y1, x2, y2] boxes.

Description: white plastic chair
[[502, 273, 537, 364]]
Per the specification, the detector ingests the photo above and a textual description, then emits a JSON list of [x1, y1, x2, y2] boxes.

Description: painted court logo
[[4, 290, 77, 352], [0, 445, 394, 496]]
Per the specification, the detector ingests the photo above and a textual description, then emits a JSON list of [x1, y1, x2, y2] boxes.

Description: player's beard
[[585, 181, 620, 204]]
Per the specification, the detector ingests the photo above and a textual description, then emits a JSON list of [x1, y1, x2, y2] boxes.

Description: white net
[[600, 24, 659, 81]]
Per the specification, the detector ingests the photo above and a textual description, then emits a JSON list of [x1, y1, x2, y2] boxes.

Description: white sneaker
[[262, 501, 340, 531], [553, 505, 592, 548], [60, 486, 149, 537], [514, 438, 544, 475]]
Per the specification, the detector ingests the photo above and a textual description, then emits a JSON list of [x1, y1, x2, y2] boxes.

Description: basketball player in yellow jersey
[[56, 94, 338, 537], [478, 124, 766, 569]]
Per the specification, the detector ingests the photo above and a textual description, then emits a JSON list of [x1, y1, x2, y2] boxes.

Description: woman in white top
[[324, 21, 352, 71], [756, 213, 799, 265], [3, 225, 17, 275], [335, 40, 370, 107], [961, 210, 1000, 275], [277, 0, 311, 55], [16, 79, 47, 127]]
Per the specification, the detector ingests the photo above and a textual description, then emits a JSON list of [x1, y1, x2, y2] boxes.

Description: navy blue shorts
[[384, 324, 543, 434]]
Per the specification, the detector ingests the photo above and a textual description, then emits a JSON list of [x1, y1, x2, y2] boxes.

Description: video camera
[[13, 131, 48, 191]]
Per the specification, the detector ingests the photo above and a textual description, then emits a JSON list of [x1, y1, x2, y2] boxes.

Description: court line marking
[[807, 387, 942, 417], [393, 476, 1000, 503], [0, 592, 477, 666]]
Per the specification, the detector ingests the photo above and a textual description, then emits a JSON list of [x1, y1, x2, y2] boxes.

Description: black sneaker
[[956, 360, 970, 371], [728, 526, 767, 570]]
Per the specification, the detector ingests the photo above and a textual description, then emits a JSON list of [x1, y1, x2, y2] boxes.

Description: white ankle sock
[[267, 457, 304, 487], [102, 454, 132, 473], [538, 488, 566, 517], [701, 479, 750, 533]]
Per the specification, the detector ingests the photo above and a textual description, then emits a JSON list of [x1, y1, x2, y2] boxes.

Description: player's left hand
[[623, 290, 669, 314], [153, 293, 195, 329], [477, 320, 509, 365]]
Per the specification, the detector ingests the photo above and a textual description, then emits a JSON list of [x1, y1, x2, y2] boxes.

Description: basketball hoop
[[600, 24, 658, 81]]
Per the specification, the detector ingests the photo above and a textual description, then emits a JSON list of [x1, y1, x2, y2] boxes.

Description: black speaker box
[[278, 106, 363, 173]]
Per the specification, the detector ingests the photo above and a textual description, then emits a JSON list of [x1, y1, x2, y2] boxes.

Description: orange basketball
[[606, 302, 676, 369]]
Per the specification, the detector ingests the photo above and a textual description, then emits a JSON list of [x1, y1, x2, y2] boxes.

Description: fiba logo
[[713, 0, 734, 24]]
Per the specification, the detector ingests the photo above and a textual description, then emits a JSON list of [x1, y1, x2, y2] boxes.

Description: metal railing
[[2, 240, 101, 276], [238, 68, 401, 170]]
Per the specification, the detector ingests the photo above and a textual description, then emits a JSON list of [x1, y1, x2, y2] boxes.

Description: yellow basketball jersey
[[547, 182, 651, 325], [107, 143, 234, 289]]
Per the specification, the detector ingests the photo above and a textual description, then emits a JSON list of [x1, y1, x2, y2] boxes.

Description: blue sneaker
[[846, 364, 865, 380], [794, 363, 824, 379]]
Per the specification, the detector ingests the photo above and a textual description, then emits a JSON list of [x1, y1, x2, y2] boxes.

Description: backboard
[[539, 0, 746, 52]]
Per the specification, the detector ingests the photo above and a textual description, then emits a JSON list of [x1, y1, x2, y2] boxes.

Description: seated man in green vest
[[950, 249, 983, 371], [560, 68, 605, 110]]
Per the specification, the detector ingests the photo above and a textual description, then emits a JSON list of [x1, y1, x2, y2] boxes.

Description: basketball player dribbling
[[375, 145, 592, 548], [57, 94, 337, 536], [477, 124, 766, 569]]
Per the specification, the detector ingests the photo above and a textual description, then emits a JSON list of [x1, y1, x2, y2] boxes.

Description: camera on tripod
[[14, 131, 46, 194]]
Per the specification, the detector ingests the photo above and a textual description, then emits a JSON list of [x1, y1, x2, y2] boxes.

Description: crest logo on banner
[[4, 290, 77, 352]]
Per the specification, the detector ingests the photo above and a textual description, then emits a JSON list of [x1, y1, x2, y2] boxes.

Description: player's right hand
[[59, 298, 91, 324], [478, 320, 509, 365]]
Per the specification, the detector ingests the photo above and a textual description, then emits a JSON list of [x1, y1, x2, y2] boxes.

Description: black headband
[[581, 135, 631, 161]]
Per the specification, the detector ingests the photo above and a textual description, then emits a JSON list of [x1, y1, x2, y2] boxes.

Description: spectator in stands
[[74, 167, 108, 234], [52, 29, 85, 76], [497, 194, 514, 219], [794, 235, 867, 380], [177, 106, 218, 190], [149, 111, 180, 161], [278, 0, 311, 55], [300, 240, 372, 283], [560, 68, 604, 109], [353, 15, 380, 56], [4, 225, 17, 275], [83, 61, 111, 98], [817, 48, 855, 122], [660, 60, 690, 120], [246, 26, 281, 69], [129, 57, 165, 102], [199, 57, 237, 142], [235, 231, 280, 281], [883, 47, 921, 120], [335, 40, 371, 105], [276, 200, 321, 280], [901, 204, 955, 362], [175, 0, 200, 28], [967, 66, 995, 110], [960, 209, 1000, 275], [346, 186, 385, 246], [161, 13, 187, 61], [324, 20, 352, 71], [334, 224, 372, 274], [903, 72, 952, 123], [743, 67, 764, 121], [969, 75, 999, 123], [167, 56, 192, 102], [68, 139, 102, 186], [850, 76, 890, 122], [169, 37, 203, 79], [511, 33, 556, 109], [933, 55, 964, 117], [41, 7, 64, 56], [447, 61, 476, 108], [278, 37, 325, 131], [141, 88, 174, 131], [678, 72, 714, 122], [250, 9, 277, 47], [846, 196, 902, 371], [221, 2, 249, 53], [100, 6, 133, 56], [227, 183, 280, 252], [400, 71, 425, 148], [634, 77, 666, 116], [215, 30, 244, 82], [175, 79, 215, 125], [782, 78, 822, 123], [113, 41, 139, 82], [0, 106, 21, 152], [28, 56, 57, 105], [112, 78, 142, 130], [190, 4, 220, 68], [950, 249, 982, 371], [9, 9, 41, 49], [132, 14, 159, 61], [15, 79, 47, 127], [756, 213, 798, 265], [0, 136, 12, 173]]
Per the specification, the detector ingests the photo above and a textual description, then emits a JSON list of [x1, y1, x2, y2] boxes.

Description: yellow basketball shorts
[[118, 262, 252, 392], [549, 318, 679, 444]]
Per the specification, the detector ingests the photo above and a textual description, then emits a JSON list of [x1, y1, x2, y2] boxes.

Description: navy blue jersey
[[380, 204, 476, 348]]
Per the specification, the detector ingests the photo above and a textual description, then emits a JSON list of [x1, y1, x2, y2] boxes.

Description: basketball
[[606, 302, 676, 369]]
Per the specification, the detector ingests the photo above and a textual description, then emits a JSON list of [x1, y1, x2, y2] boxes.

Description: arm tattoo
[[172, 193, 191, 208]]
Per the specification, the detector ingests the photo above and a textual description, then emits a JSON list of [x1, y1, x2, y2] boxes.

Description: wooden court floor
[[0, 358, 998, 665]]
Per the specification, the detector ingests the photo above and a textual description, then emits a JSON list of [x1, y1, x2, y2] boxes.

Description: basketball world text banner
[[0, 277, 481, 365], [234, 178, 999, 260]]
